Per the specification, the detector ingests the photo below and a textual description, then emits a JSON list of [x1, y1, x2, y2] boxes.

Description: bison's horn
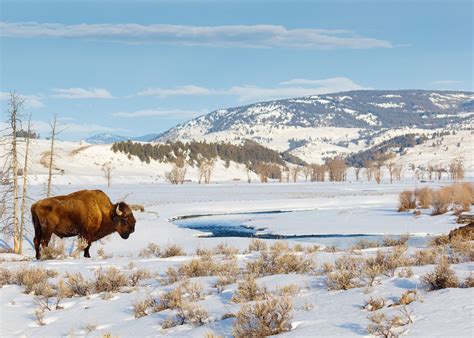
[[116, 204, 123, 216]]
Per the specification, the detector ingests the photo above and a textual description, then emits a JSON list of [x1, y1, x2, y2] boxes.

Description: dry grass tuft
[[246, 250, 315, 276], [248, 239, 267, 252], [327, 256, 363, 290], [412, 248, 439, 266], [139, 243, 161, 258], [94, 267, 129, 293], [161, 244, 186, 258], [213, 243, 239, 257], [232, 296, 293, 338], [132, 296, 158, 318], [382, 234, 409, 247], [363, 297, 385, 311], [129, 268, 152, 287], [397, 267, 414, 278], [231, 275, 268, 303], [41, 238, 66, 260], [65, 272, 92, 297], [351, 239, 381, 251], [276, 284, 300, 297], [420, 256, 459, 291]]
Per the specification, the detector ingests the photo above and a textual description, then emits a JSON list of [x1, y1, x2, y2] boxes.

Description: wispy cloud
[[30, 120, 126, 136], [135, 77, 368, 102], [0, 91, 44, 108], [431, 80, 462, 86], [52, 87, 114, 99], [112, 108, 207, 118], [0, 22, 393, 49]]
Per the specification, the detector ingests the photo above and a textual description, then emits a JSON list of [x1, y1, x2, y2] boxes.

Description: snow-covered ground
[[1, 181, 473, 337]]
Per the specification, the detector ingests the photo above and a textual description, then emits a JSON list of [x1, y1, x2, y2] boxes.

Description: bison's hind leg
[[31, 210, 42, 260]]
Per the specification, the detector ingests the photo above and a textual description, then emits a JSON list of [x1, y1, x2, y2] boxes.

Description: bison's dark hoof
[[84, 253, 91, 258]]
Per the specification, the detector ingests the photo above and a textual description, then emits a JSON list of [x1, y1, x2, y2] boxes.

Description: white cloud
[[135, 85, 212, 97], [52, 87, 113, 99], [30, 120, 126, 136], [0, 22, 393, 49], [112, 108, 207, 118], [135, 77, 368, 102], [431, 80, 462, 86], [0, 92, 44, 108]]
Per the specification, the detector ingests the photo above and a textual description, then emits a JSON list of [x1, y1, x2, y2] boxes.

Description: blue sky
[[1, 0, 472, 140]]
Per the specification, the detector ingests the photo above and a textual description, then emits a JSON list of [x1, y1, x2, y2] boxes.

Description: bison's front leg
[[84, 240, 92, 258]]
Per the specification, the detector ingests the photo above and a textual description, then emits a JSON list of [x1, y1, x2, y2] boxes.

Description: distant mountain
[[86, 133, 160, 144], [154, 90, 473, 163]]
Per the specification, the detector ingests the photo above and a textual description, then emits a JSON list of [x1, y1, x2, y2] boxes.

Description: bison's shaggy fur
[[31, 190, 136, 259]]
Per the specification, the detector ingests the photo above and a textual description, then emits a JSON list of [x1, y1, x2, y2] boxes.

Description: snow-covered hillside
[[158, 90, 474, 164]]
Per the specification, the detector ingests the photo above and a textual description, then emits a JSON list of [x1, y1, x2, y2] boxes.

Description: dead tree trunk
[[47, 114, 57, 198], [19, 117, 31, 254]]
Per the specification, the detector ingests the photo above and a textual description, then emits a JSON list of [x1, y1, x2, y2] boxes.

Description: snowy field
[[1, 181, 473, 337]]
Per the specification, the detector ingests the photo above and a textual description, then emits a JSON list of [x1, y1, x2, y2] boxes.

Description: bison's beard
[[120, 232, 130, 239]]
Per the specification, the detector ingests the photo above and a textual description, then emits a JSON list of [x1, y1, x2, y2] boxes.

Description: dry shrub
[[0, 268, 13, 286], [431, 188, 451, 215], [398, 190, 416, 212], [139, 243, 160, 258], [178, 256, 217, 277], [248, 239, 267, 252], [367, 311, 406, 337], [416, 187, 433, 209], [35, 309, 46, 326], [246, 250, 314, 276], [83, 323, 98, 334], [420, 256, 459, 291], [382, 234, 409, 247], [292, 243, 304, 252], [412, 248, 438, 266], [327, 256, 362, 290], [352, 239, 381, 251], [397, 267, 414, 278], [162, 267, 180, 285], [271, 240, 290, 252], [129, 204, 145, 212], [363, 297, 385, 311], [277, 284, 300, 296], [41, 238, 66, 260], [72, 237, 89, 258], [161, 244, 185, 258], [451, 182, 474, 212], [203, 332, 223, 338], [363, 254, 386, 286], [132, 296, 157, 318], [231, 275, 268, 303], [321, 262, 334, 274], [304, 244, 321, 253], [159, 287, 184, 311], [324, 245, 339, 253], [97, 247, 112, 259], [195, 246, 213, 257], [394, 290, 417, 306], [213, 243, 239, 257], [94, 267, 129, 293], [66, 272, 92, 297], [129, 268, 152, 286], [429, 234, 450, 247], [232, 296, 293, 338], [181, 280, 204, 302], [462, 274, 474, 288], [15, 267, 58, 294], [176, 303, 209, 326], [449, 239, 474, 263]]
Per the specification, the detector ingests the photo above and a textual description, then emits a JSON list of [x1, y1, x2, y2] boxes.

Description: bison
[[31, 189, 136, 259]]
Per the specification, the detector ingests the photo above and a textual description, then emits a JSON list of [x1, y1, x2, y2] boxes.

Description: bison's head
[[112, 202, 136, 239]]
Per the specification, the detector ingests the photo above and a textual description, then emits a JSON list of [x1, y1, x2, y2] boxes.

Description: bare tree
[[290, 166, 300, 182], [47, 114, 57, 198], [449, 158, 464, 181], [102, 161, 114, 187], [1, 93, 25, 253], [166, 157, 187, 184], [364, 160, 373, 181], [303, 166, 312, 182], [327, 157, 346, 182], [19, 117, 32, 253], [310, 164, 326, 182], [354, 166, 361, 181], [246, 163, 252, 183]]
